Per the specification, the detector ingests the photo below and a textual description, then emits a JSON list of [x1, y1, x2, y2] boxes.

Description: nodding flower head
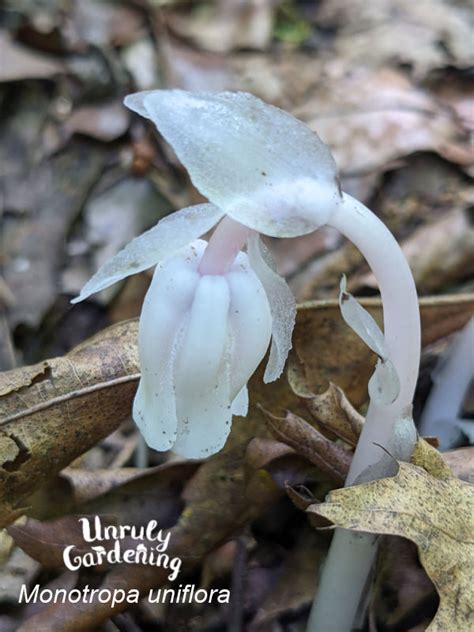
[[134, 240, 272, 459], [72, 89, 419, 462], [72, 89, 343, 458]]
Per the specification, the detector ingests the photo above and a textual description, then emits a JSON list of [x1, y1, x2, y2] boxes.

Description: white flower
[[72, 90, 342, 458], [134, 240, 272, 458], [73, 89, 419, 465]]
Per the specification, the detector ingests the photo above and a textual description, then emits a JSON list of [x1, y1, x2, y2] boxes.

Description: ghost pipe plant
[[72, 90, 421, 630]]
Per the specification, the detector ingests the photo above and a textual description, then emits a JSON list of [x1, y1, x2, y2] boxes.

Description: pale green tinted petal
[[125, 90, 340, 237], [339, 276, 400, 405], [132, 244, 203, 451], [247, 235, 296, 383], [173, 275, 232, 458], [71, 203, 224, 303]]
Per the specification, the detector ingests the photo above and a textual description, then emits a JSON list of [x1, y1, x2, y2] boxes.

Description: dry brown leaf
[[0, 311, 16, 372], [8, 516, 93, 570], [292, 382, 364, 447], [65, 0, 145, 48], [269, 227, 342, 277], [310, 440, 474, 631], [0, 84, 51, 214], [9, 460, 198, 573], [412, 438, 453, 480], [290, 238, 364, 302], [160, 37, 234, 93], [64, 175, 171, 303], [80, 461, 199, 529], [0, 31, 65, 81], [432, 74, 474, 134], [3, 143, 106, 328], [230, 51, 288, 106], [316, 0, 473, 76], [0, 544, 40, 605], [168, 0, 274, 53], [59, 467, 154, 507], [245, 437, 296, 468], [24, 459, 199, 524], [354, 207, 474, 295], [1, 295, 472, 526], [63, 102, 129, 142], [292, 295, 474, 406], [201, 539, 240, 589], [246, 436, 322, 493], [295, 67, 473, 175], [284, 483, 316, 514], [262, 409, 352, 484], [0, 320, 139, 526]]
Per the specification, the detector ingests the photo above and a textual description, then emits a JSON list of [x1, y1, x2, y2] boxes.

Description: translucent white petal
[[231, 385, 249, 417], [226, 253, 272, 397], [368, 358, 401, 406], [132, 242, 205, 451], [389, 412, 417, 462], [247, 235, 296, 383], [339, 275, 385, 357], [173, 275, 232, 458], [339, 276, 400, 405], [125, 90, 341, 238], [71, 203, 224, 303]]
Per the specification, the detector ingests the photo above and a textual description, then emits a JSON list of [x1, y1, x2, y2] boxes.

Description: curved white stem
[[199, 216, 254, 275], [332, 193, 421, 478], [308, 193, 421, 631]]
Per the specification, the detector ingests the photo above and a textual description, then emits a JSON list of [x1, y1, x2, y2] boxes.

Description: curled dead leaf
[[261, 408, 352, 484], [295, 382, 364, 447]]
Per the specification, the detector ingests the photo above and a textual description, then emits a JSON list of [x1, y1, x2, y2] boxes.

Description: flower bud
[[133, 239, 272, 458]]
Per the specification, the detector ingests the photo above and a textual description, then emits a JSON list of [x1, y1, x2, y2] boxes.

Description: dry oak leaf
[[0, 320, 139, 527], [309, 441, 474, 631]]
